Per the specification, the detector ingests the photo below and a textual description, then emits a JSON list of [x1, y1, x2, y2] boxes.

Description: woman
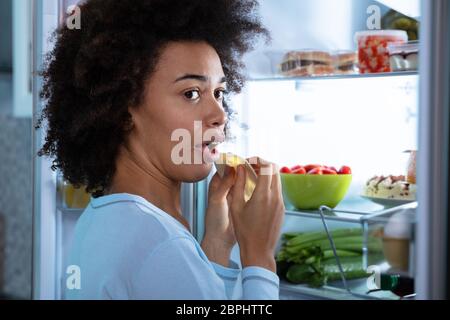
[[38, 0, 284, 299]]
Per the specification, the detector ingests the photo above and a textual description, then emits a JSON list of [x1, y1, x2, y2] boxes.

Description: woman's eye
[[215, 89, 225, 101], [184, 90, 200, 100]]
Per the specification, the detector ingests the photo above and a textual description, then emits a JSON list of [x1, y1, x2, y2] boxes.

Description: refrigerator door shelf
[[280, 278, 400, 300]]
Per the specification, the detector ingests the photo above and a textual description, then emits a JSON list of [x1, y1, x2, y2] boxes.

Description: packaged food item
[[382, 10, 419, 41], [382, 237, 410, 271], [57, 175, 91, 209], [355, 30, 408, 73], [280, 50, 334, 77], [387, 41, 419, 71], [331, 51, 358, 74], [215, 153, 257, 202], [382, 209, 415, 271], [63, 183, 91, 208]]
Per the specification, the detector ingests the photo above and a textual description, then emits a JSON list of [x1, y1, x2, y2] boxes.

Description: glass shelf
[[57, 207, 85, 215], [248, 71, 418, 82], [279, 200, 417, 299], [284, 198, 418, 224], [280, 278, 402, 300]]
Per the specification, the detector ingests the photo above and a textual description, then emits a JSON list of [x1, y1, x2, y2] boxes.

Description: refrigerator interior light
[[375, 0, 421, 19]]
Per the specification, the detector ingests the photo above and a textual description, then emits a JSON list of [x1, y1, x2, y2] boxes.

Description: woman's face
[[128, 41, 228, 182]]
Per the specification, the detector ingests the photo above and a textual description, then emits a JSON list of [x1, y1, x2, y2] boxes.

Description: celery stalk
[[286, 229, 363, 247]]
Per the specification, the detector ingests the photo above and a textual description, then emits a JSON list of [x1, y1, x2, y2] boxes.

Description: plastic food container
[[331, 50, 358, 74], [278, 50, 334, 77], [63, 183, 91, 208], [355, 30, 408, 73], [381, 208, 415, 272], [387, 41, 419, 71], [57, 174, 91, 209]]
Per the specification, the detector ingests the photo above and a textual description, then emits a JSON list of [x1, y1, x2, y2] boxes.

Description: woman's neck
[[107, 146, 188, 229]]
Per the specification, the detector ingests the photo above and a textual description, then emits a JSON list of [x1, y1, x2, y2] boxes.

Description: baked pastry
[[280, 50, 334, 76], [362, 175, 416, 200], [332, 51, 358, 74]]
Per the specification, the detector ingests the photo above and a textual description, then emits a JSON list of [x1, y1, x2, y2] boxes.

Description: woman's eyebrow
[[174, 74, 227, 84]]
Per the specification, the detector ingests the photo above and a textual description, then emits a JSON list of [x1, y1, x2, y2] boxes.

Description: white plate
[[360, 195, 416, 207]]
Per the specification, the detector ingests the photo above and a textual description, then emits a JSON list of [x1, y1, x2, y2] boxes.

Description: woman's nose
[[206, 98, 227, 128]]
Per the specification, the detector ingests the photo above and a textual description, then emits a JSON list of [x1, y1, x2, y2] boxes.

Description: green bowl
[[280, 173, 352, 210]]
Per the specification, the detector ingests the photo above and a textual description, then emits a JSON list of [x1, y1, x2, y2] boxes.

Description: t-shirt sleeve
[[241, 266, 280, 300], [210, 262, 280, 300]]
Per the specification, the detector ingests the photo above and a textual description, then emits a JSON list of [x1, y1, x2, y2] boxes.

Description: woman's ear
[[126, 105, 140, 131]]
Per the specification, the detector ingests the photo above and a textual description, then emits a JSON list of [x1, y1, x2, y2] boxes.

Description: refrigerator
[[31, 0, 450, 300]]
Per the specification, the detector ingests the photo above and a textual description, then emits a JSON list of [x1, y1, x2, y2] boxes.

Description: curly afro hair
[[37, 0, 268, 197]]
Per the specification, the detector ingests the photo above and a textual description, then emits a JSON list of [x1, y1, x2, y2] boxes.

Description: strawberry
[[338, 166, 352, 175], [280, 166, 292, 174], [322, 168, 338, 175], [304, 164, 322, 172], [292, 167, 306, 174], [307, 167, 323, 175]]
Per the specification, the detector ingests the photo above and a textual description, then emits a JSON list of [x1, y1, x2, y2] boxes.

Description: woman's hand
[[201, 166, 236, 267], [228, 158, 285, 272]]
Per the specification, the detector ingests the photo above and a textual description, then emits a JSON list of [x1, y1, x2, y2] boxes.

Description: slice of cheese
[[215, 153, 257, 202]]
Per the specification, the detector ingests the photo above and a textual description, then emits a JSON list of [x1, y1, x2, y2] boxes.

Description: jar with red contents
[[355, 30, 408, 73]]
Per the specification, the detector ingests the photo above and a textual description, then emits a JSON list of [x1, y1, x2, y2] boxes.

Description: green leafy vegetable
[[277, 229, 382, 287]]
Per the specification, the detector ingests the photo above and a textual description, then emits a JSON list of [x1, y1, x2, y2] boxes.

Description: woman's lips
[[194, 142, 220, 163]]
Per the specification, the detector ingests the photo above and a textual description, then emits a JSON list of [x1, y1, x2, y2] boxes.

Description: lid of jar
[[354, 29, 408, 42], [387, 41, 419, 54]]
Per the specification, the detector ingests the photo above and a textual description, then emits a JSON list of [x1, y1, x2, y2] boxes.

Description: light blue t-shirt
[[65, 193, 279, 300]]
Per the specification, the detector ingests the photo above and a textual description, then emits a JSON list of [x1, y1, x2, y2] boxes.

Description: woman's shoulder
[[80, 193, 192, 244]]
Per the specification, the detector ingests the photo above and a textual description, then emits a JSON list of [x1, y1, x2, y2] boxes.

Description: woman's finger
[[270, 164, 283, 201], [246, 156, 274, 177], [226, 191, 233, 208], [253, 161, 273, 195], [270, 163, 280, 189], [230, 165, 246, 213], [210, 166, 235, 194], [246, 156, 260, 175], [218, 166, 236, 193]]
